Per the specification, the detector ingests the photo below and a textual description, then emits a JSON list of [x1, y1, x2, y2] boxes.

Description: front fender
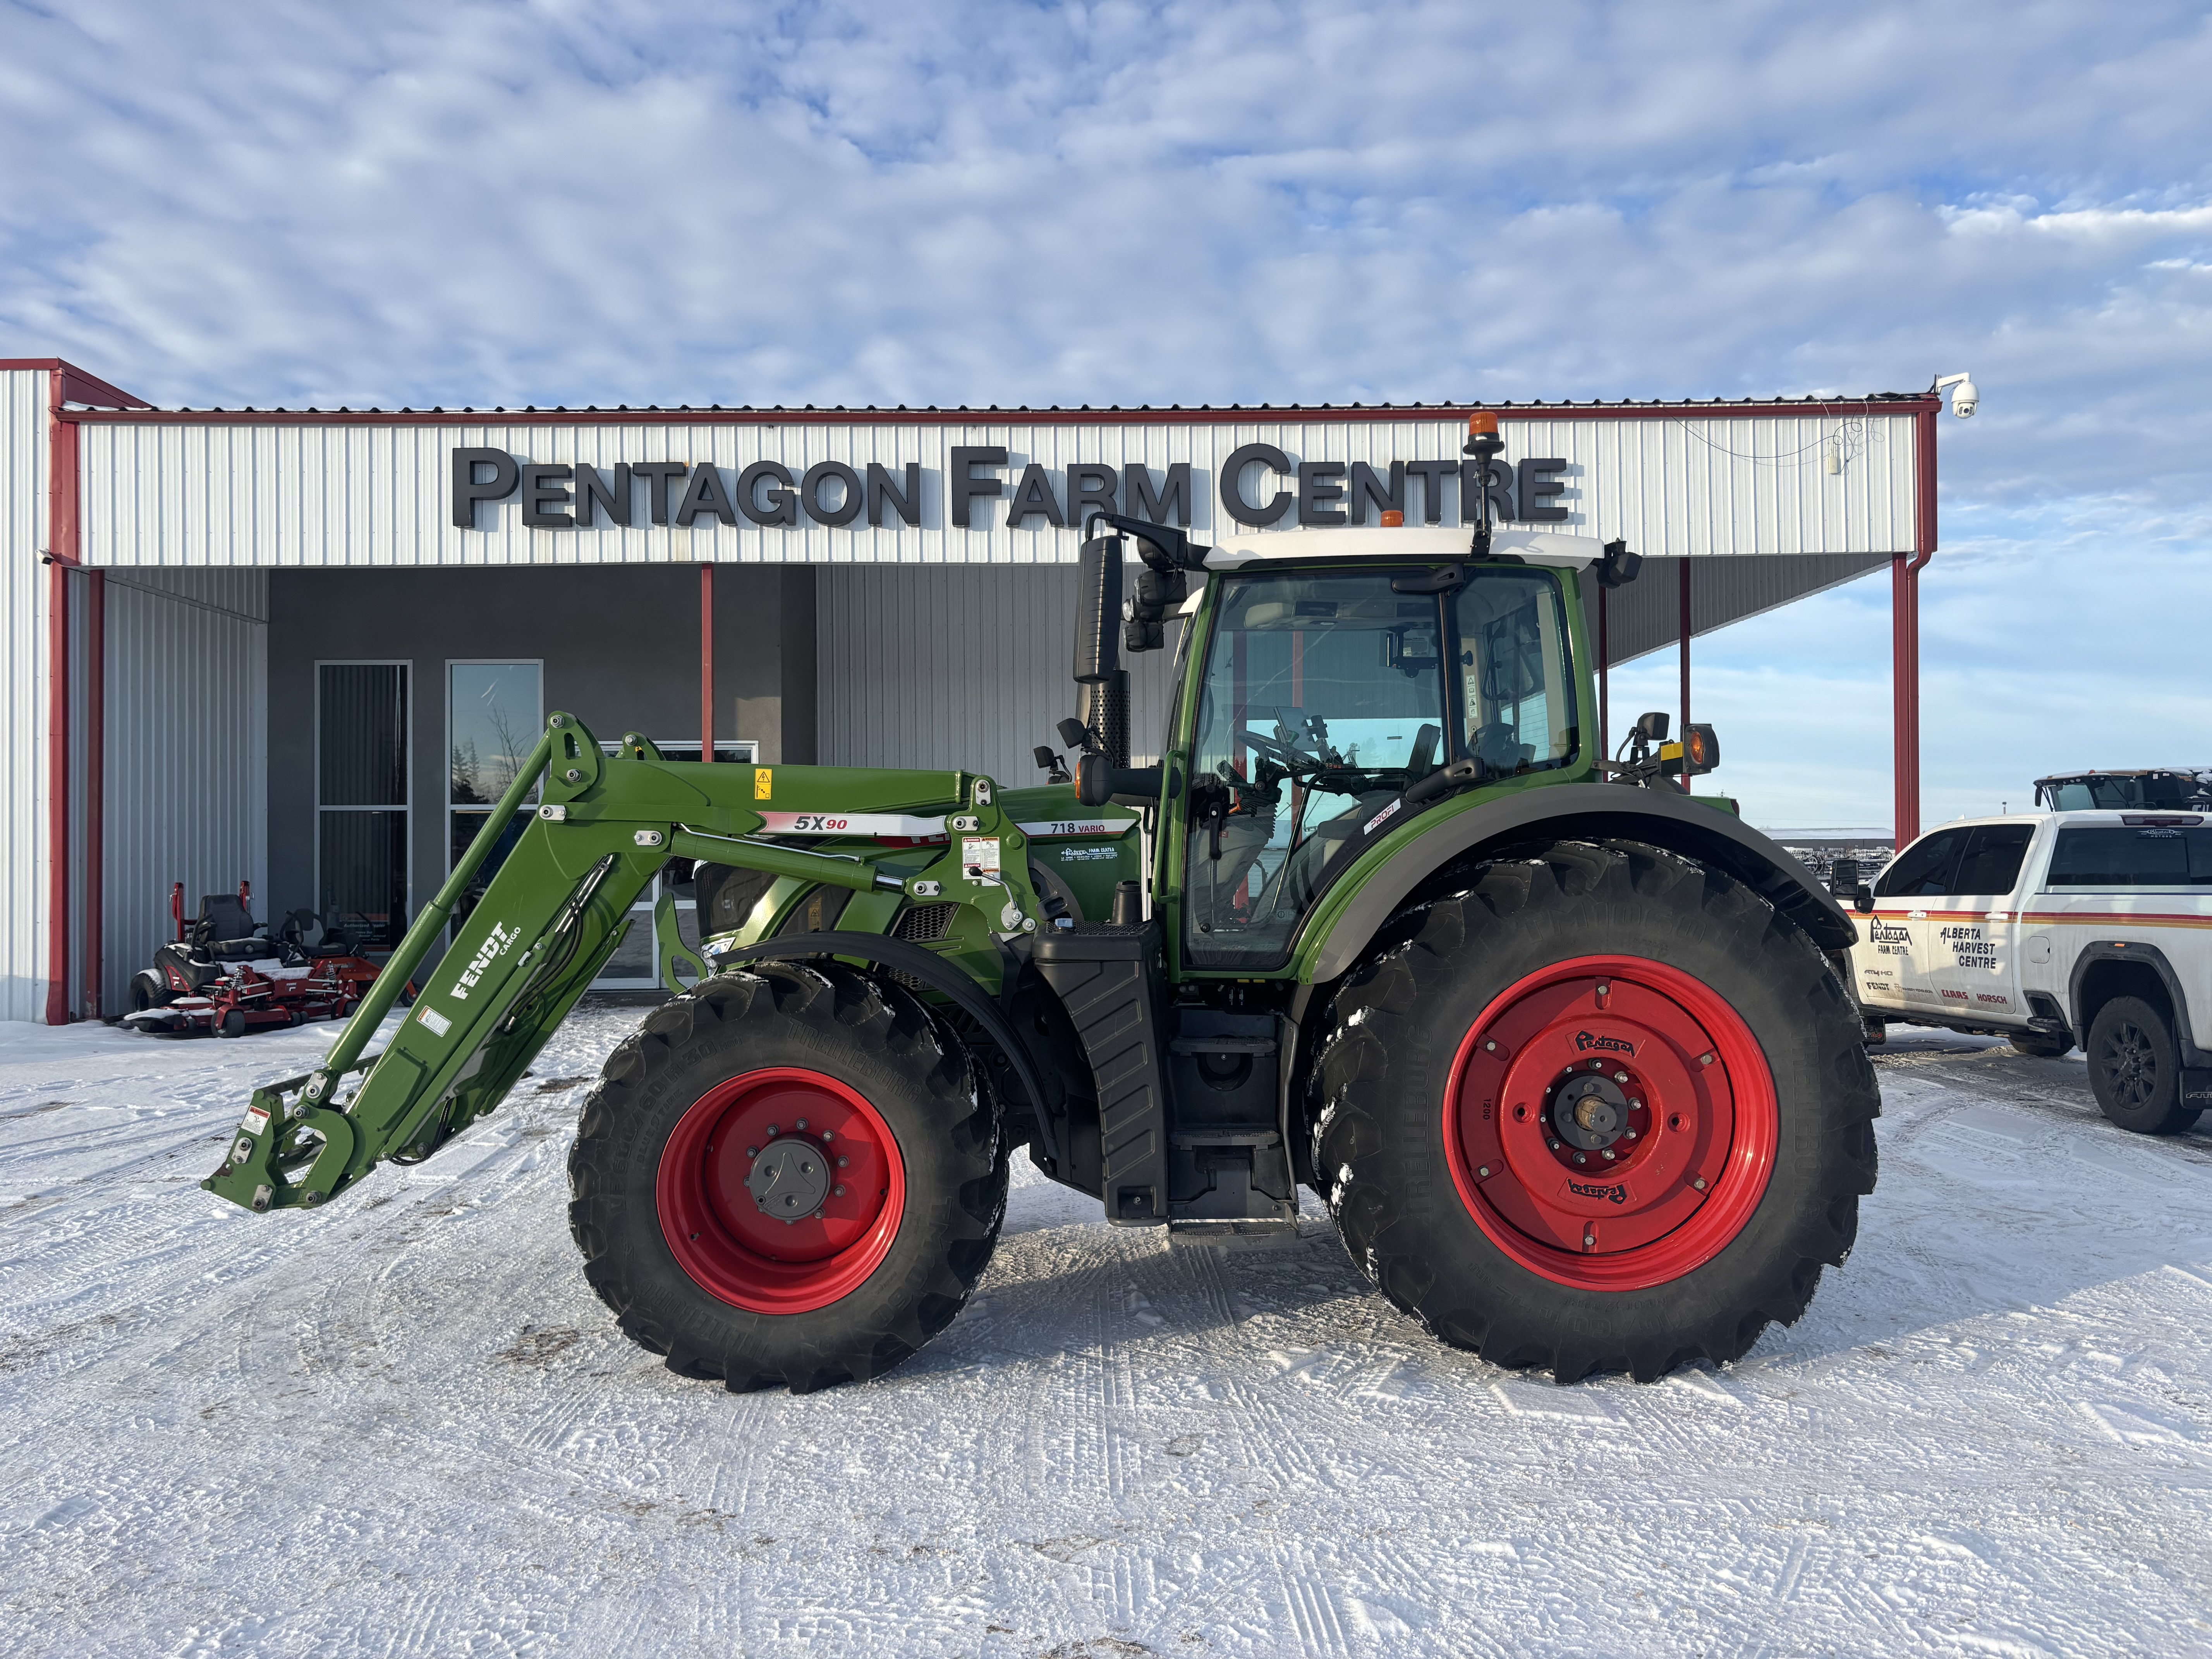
[[1296, 781, 1857, 983]]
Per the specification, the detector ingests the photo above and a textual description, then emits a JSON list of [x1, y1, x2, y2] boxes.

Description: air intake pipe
[[1073, 534, 1131, 769], [1071, 533, 1156, 804]]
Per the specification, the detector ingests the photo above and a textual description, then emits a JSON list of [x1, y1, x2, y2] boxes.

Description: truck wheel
[[1310, 839, 1880, 1383], [2008, 1032, 2073, 1059], [2086, 995, 2197, 1135], [568, 961, 1006, 1393]]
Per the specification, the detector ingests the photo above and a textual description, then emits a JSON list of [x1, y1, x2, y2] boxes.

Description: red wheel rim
[[656, 1068, 906, 1314], [1442, 954, 1779, 1291]]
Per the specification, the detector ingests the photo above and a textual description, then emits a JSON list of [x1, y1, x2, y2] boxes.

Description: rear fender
[[1296, 781, 1858, 987]]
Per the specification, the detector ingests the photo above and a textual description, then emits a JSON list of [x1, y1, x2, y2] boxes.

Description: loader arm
[[204, 712, 1044, 1214]]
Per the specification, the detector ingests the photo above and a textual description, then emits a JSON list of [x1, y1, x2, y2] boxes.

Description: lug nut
[[1574, 1152, 1587, 1165], [1549, 1140, 1562, 1151], [837, 1155, 849, 1168], [834, 1184, 847, 1197], [1625, 1129, 1638, 1141], [1614, 1072, 1629, 1084], [1602, 1149, 1616, 1161], [747, 1146, 759, 1158], [1628, 1099, 1642, 1110], [821, 1130, 834, 1142], [766, 1124, 778, 1137], [796, 1118, 808, 1130]]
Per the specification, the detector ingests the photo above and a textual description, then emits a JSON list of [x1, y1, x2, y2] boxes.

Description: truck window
[[1875, 826, 1967, 898], [1951, 824, 2034, 895], [2046, 826, 2212, 887]]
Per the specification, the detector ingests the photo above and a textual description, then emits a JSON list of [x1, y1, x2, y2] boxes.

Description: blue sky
[[4, 0, 2209, 831]]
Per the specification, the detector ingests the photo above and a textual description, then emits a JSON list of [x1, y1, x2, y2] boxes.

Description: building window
[[448, 660, 543, 938], [318, 662, 411, 951], [592, 739, 757, 990]]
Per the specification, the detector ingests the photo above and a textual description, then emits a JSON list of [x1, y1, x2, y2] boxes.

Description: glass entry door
[[448, 661, 543, 941]]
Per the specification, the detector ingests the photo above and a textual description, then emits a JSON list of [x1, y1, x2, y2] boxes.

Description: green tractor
[[206, 436, 1877, 1390]]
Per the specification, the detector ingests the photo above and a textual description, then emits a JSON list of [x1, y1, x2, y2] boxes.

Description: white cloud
[[2, 0, 2209, 830]]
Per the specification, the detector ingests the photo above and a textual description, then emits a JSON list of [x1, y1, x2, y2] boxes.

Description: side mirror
[[1596, 538, 1642, 590], [1853, 883, 1875, 914]]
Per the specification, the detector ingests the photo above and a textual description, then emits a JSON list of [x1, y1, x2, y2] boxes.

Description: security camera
[[1934, 371, 1978, 419]]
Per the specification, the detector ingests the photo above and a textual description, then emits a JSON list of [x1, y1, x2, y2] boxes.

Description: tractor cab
[[1175, 544, 1583, 970]]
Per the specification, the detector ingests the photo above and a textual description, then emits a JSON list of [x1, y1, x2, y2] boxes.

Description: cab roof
[[1202, 526, 1608, 572]]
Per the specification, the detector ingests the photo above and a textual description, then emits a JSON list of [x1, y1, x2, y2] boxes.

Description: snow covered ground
[[5, 1009, 2212, 1658]]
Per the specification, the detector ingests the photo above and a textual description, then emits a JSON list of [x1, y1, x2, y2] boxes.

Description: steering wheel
[[1237, 727, 1324, 770]]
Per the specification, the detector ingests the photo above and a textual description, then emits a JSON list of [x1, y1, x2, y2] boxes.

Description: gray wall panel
[[100, 568, 270, 1011], [817, 565, 1180, 782]]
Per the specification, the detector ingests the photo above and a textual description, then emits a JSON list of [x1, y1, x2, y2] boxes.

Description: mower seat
[[191, 895, 272, 963]]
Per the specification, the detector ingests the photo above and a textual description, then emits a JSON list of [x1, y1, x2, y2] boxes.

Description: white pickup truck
[[1847, 810, 2212, 1135]]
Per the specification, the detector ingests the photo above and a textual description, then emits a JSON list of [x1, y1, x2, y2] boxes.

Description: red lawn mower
[[122, 882, 391, 1038]]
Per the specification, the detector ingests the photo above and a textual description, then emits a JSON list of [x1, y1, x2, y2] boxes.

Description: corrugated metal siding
[[101, 569, 269, 1011], [817, 566, 1179, 780], [77, 414, 1920, 568], [0, 371, 49, 1021]]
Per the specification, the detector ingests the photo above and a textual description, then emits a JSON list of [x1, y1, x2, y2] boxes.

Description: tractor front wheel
[[569, 962, 1006, 1392], [1310, 839, 1880, 1383]]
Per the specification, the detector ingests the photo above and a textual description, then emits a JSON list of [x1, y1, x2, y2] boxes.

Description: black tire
[[1309, 838, 1881, 1383], [218, 1010, 247, 1039], [128, 971, 165, 1014], [568, 962, 1006, 1392], [2086, 995, 2197, 1135], [2008, 1032, 2073, 1059]]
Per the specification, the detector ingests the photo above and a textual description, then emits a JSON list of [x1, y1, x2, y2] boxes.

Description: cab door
[[1921, 823, 2037, 1025], [1861, 825, 1971, 1018]]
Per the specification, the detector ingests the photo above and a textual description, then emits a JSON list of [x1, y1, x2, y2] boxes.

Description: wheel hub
[[1549, 1066, 1642, 1159], [746, 1135, 834, 1222]]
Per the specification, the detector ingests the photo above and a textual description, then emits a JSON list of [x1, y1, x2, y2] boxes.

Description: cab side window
[[2047, 826, 2212, 887], [1951, 824, 2034, 895], [1875, 827, 1966, 897]]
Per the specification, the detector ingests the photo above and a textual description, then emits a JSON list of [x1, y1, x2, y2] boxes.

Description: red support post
[[1894, 409, 1938, 849], [85, 570, 104, 1020], [43, 371, 78, 1026], [1677, 558, 1691, 743], [699, 564, 715, 761]]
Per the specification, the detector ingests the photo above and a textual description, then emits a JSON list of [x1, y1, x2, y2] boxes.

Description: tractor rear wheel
[[1310, 839, 1880, 1383], [568, 961, 1006, 1392]]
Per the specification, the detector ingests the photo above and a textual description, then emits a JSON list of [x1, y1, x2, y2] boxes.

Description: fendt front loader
[[205, 416, 1878, 1390]]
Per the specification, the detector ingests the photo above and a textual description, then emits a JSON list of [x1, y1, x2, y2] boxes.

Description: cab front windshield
[[1183, 565, 1577, 967]]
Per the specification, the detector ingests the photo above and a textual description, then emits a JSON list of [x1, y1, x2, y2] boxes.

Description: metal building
[[0, 358, 1944, 1023]]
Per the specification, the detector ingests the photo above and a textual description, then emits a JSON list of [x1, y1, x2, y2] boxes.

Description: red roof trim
[[54, 395, 1941, 428], [0, 357, 151, 409]]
